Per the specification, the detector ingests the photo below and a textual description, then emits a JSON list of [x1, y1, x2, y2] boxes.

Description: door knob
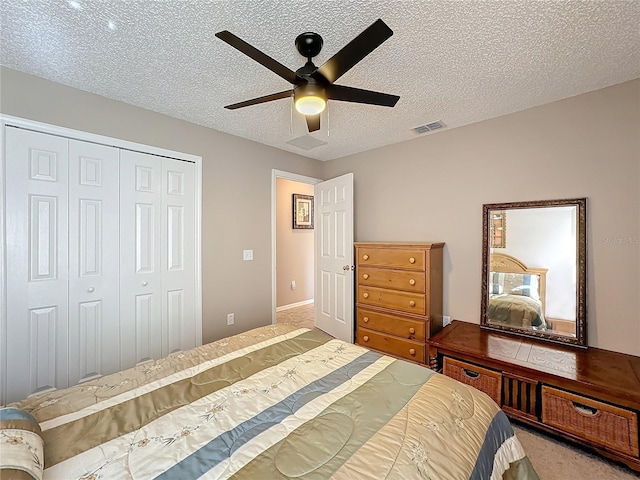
[[142, 281, 148, 286], [87, 287, 95, 293]]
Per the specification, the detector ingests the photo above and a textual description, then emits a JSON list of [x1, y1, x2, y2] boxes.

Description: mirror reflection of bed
[[488, 253, 576, 337]]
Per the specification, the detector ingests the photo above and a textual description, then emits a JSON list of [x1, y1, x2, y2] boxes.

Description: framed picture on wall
[[292, 194, 314, 229]]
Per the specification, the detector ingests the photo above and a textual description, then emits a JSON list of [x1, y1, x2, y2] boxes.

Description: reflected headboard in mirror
[[481, 198, 587, 347]]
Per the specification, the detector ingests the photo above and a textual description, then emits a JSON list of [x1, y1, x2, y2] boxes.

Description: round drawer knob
[[363, 293, 369, 299], [409, 257, 416, 264], [363, 254, 369, 261], [363, 317, 369, 323], [142, 281, 148, 287], [409, 348, 416, 356], [409, 279, 416, 286], [409, 327, 415, 334], [363, 336, 369, 342], [409, 300, 416, 307], [87, 287, 95, 293], [363, 273, 369, 280]]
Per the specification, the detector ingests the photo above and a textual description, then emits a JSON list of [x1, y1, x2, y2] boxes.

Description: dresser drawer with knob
[[357, 308, 426, 341], [541, 386, 639, 457], [358, 285, 426, 315], [357, 248, 425, 271], [358, 267, 425, 292], [357, 327, 425, 363]]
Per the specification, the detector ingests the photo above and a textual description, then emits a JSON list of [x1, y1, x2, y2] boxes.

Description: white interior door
[[119, 150, 163, 367], [161, 158, 196, 356], [5, 127, 70, 402], [314, 173, 354, 342], [68, 140, 120, 385]]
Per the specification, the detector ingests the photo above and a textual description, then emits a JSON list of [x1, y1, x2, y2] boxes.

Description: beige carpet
[[276, 304, 639, 479]]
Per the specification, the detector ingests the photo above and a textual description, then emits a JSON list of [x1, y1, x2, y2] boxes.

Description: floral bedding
[[7, 325, 539, 479]]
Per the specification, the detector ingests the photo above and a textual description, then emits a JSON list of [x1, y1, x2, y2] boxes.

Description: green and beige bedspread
[[7, 325, 538, 479]]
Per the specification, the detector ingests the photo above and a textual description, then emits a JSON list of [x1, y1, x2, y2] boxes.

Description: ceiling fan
[[215, 19, 400, 132]]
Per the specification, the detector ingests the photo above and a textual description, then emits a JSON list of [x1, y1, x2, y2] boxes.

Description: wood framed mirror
[[481, 198, 587, 347]]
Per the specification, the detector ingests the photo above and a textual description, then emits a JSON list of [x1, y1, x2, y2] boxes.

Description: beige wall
[[276, 179, 314, 307], [0, 67, 323, 344], [3, 66, 638, 356], [323, 79, 640, 356]]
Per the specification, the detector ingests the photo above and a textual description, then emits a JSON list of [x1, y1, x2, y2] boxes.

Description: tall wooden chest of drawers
[[354, 242, 444, 364]]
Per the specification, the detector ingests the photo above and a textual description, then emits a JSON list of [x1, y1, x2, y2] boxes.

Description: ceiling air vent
[[286, 134, 327, 150], [413, 121, 446, 134]]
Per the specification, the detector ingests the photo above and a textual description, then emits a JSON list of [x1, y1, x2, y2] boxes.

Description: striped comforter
[[11, 325, 538, 479]]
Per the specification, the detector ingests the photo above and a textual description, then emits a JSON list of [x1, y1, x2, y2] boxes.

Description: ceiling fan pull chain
[[290, 97, 293, 135], [327, 102, 330, 137]]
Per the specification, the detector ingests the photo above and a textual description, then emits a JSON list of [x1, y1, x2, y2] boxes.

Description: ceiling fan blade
[[315, 19, 393, 84], [224, 90, 292, 110], [306, 114, 320, 132], [326, 84, 399, 107], [216, 31, 298, 84]]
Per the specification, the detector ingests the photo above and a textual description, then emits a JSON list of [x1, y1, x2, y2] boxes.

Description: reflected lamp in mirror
[[480, 198, 587, 347]]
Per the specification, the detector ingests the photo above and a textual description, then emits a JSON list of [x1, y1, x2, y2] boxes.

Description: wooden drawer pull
[[363, 336, 369, 342], [463, 368, 480, 379], [572, 402, 598, 416], [409, 327, 415, 334], [363, 317, 369, 323], [409, 348, 416, 356], [409, 300, 416, 307], [363, 292, 369, 299], [409, 279, 416, 286], [362, 254, 369, 261], [409, 257, 415, 264], [363, 273, 369, 279]]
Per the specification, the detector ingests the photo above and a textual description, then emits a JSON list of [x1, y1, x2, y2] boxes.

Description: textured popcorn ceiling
[[1, 1, 639, 161]]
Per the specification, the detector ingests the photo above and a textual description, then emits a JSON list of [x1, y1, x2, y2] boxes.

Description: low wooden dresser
[[428, 320, 640, 471], [354, 242, 444, 365]]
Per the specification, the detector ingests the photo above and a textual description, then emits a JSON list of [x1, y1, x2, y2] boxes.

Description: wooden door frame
[[270, 169, 321, 325], [0, 114, 203, 404]]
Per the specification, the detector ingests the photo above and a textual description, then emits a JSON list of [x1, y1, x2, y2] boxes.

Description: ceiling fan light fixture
[[295, 95, 326, 115], [294, 83, 326, 115]]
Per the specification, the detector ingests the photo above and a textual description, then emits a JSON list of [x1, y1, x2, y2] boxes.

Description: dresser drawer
[[443, 357, 502, 405], [357, 308, 426, 341], [357, 247, 425, 271], [542, 386, 639, 457], [358, 267, 425, 293], [358, 285, 425, 315], [357, 327, 425, 363]]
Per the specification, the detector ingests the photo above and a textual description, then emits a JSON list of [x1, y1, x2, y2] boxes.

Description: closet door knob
[[362, 254, 369, 261], [409, 327, 415, 334], [409, 300, 416, 307], [142, 281, 148, 287], [363, 336, 369, 342], [87, 287, 95, 293], [363, 293, 369, 299], [409, 349, 416, 356], [409, 257, 416, 264], [363, 273, 369, 280], [409, 279, 416, 286]]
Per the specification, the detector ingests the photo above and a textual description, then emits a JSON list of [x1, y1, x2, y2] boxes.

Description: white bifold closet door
[[119, 150, 196, 369], [5, 127, 120, 400], [4, 127, 197, 404]]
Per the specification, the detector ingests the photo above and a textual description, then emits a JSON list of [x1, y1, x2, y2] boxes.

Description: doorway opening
[[271, 170, 321, 327]]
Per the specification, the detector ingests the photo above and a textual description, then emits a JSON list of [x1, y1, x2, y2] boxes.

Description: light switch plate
[[243, 249, 253, 261]]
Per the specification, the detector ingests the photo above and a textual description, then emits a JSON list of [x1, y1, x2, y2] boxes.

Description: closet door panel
[[68, 140, 120, 385], [5, 127, 69, 403], [120, 150, 162, 367], [162, 159, 196, 355]]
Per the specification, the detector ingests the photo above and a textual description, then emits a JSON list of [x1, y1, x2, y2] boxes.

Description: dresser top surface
[[430, 321, 640, 405], [354, 242, 445, 248]]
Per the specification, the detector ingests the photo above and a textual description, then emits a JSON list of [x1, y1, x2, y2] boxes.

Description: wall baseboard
[[276, 299, 314, 312]]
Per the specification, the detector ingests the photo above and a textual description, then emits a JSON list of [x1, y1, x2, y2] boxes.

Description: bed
[[2, 324, 538, 479], [488, 253, 548, 329]]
